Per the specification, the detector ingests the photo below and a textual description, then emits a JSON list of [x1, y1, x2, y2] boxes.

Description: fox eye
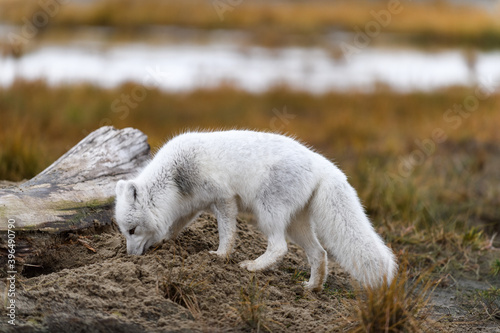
[[129, 227, 136, 235]]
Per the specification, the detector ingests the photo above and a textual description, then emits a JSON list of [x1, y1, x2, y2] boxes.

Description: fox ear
[[116, 180, 126, 196], [126, 181, 138, 202], [116, 180, 138, 202]]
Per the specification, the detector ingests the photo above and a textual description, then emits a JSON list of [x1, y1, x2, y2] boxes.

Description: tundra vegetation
[[0, 0, 499, 332]]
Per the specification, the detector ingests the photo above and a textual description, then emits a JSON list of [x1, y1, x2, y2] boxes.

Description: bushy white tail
[[312, 178, 397, 288]]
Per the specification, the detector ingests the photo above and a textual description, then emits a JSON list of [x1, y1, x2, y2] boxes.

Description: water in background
[[1, 41, 499, 93]]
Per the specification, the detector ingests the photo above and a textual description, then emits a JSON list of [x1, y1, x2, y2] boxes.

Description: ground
[[1, 212, 499, 332]]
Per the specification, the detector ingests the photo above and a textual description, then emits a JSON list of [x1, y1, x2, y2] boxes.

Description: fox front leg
[[209, 198, 238, 258]]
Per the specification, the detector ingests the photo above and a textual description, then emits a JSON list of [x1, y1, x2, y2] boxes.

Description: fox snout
[[126, 242, 145, 256], [127, 248, 144, 255]]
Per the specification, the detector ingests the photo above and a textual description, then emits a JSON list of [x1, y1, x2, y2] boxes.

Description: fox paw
[[209, 250, 228, 258], [239, 260, 259, 271], [302, 280, 323, 292]]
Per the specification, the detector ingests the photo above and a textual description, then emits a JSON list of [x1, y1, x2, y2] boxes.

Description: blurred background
[[1, 0, 500, 250]]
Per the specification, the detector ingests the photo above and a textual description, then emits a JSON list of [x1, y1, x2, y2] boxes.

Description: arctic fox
[[115, 130, 397, 290]]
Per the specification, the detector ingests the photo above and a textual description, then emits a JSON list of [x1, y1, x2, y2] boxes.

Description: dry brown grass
[[347, 258, 437, 332], [0, 0, 499, 48], [159, 259, 207, 317], [1, 80, 499, 174], [236, 274, 271, 332], [1, 79, 499, 329], [1, 81, 499, 178]]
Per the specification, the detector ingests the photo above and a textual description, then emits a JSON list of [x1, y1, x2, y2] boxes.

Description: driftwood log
[[0, 126, 150, 233]]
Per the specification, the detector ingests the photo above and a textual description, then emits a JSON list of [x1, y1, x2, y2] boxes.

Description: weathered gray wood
[[0, 126, 150, 232]]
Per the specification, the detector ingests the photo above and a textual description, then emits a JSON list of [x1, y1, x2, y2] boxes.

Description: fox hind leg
[[287, 210, 328, 291], [240, 208, 289, 271], [239, 228, 288, 271]]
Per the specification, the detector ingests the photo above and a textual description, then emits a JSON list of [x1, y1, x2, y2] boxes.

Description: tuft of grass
[[490, 259, 500, 277], [461, 227, 484, 250], [348, 259, 437, 333], [237, 274, 270, 332], [159, 262, 207, 317], [289, 268, 309, 285]]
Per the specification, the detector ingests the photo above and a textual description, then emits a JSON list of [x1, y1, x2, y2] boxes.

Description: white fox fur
[[115, 130, 397, 290]]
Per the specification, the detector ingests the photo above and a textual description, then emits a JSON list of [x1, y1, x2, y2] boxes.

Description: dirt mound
[[1, 214, 354, 332]]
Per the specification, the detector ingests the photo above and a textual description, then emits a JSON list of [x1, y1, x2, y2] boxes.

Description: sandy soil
[[1, 213, 499, 332]]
